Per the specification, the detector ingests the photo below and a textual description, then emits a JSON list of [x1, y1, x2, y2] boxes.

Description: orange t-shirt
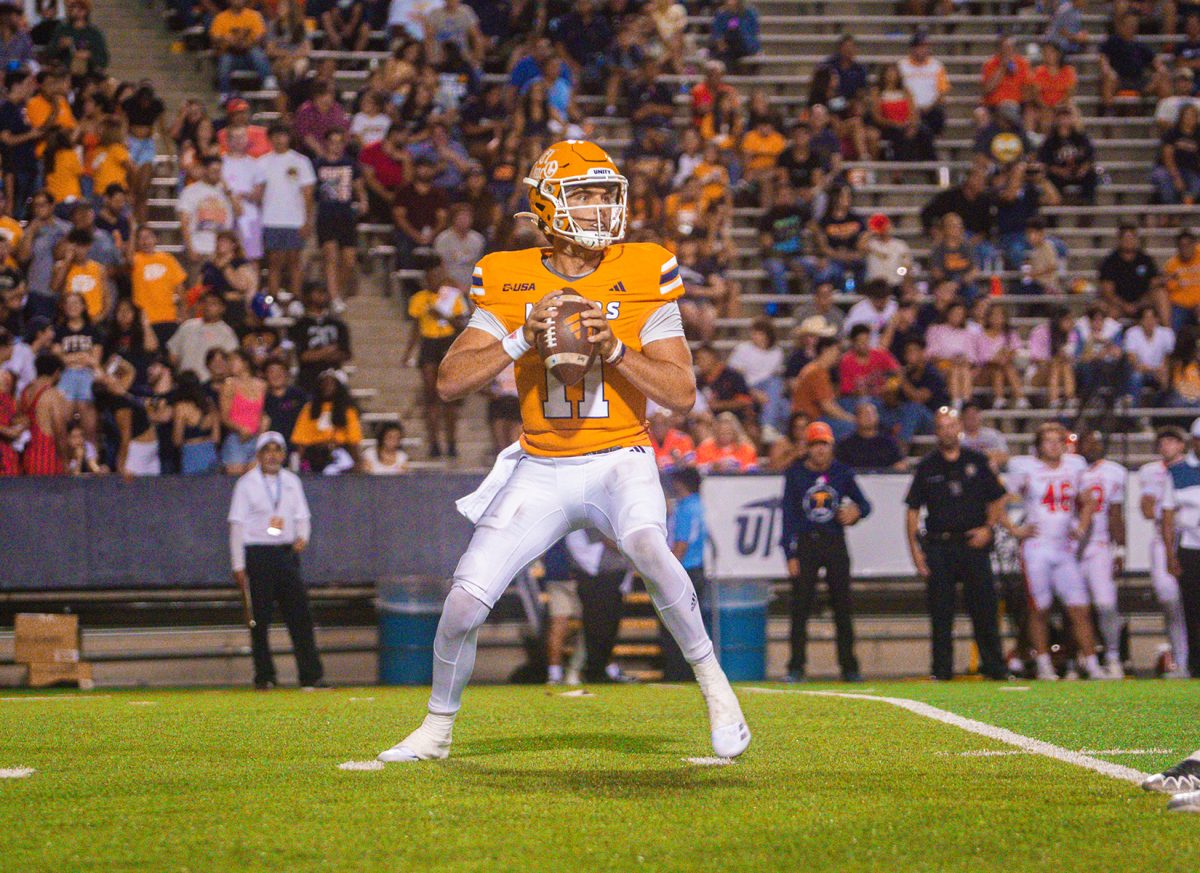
[[66, 261, 108, 319], [981, 55, 1031, 106], [694, 438, 758, 472], [26, 95, 77, 155], [793, 360, 835, 419], [1032, 64, 1076, 108], [652, 428, 696, 469], [740, 128, 787, 172], [210, 8, 266, 42], [132, 251, 188, 324], [0, 215, 23, 249], [45, 148, 83, 202], [91, 143, 131, 193]]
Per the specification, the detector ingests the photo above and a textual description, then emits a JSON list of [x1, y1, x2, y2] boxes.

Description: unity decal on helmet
[[518, 140, 629, 250]]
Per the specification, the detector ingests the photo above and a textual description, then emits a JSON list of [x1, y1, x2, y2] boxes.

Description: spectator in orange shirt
[[26, 69, 75, 157], [52, 229, 108, 320], [793, 335, 856, 439], [740, 116, 787, 204], [90, 117, 132, 197], [981, 35, 1031, 108], [131, 226, 188, 347], [649, 406, 696, 470], [1030, 42, 1077, 133], [210, 0, 275, 97], [694, 411, 758, 472], [1165, 229, 1200, 333]]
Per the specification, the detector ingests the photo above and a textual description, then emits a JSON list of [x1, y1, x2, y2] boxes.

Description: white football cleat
[[1142, 756, 1200, 794], [694, 658, 751, 758], [1103, 660, 1125, 680], [377, 713, 454, 763], [1168, 790, 1200, 813]]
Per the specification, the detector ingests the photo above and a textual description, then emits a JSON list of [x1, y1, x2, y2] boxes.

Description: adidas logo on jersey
[[608, 281, 627, 294]]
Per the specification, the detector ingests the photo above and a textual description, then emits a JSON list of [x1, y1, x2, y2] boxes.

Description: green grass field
[[1, 680, 1198, 872]]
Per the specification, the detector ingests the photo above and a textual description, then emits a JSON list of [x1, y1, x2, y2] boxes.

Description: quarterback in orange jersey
[[377, 140, 751, 764]]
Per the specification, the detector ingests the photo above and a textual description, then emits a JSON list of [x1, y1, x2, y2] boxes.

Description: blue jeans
[[216, 48, 272, 93], [999, 232, 1029, 270], [821, 415, 856, 440], [764, 253, 804, 296], [888, 401, 935, 443], [753, 376, 790, 433], [1172, 304, 1199, 336], [801, 256, 845, 289], [1126, 369, 1163, 403], [1152, 165, 1200, 204]]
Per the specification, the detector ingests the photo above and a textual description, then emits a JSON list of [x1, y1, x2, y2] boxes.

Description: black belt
[[583, 445, 631, 456], [246, 543, 294, 551], [925, 531, 971, 542]]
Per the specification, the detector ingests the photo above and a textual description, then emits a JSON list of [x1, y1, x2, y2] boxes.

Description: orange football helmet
[[519, 140, 628, 250]]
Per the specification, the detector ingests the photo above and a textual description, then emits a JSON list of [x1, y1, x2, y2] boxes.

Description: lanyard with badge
[[264, 472, 284, 537]]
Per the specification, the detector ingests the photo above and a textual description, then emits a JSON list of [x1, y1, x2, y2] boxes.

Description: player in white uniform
[[1003, 423, 1103, 680], [1136, 426, 1191, 677], [1077, 432, 1128, 678]]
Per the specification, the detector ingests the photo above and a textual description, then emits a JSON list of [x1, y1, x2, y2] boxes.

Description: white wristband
[[501, 328, 531, 360], [604, 339, 625, 365], [1112, 545, 1126, 561]]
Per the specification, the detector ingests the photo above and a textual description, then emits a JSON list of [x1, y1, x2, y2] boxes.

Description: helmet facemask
[[537, 174, 628, 250]]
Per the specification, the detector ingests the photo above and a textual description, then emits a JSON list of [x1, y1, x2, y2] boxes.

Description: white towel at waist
[[455, 441, 524, 523]]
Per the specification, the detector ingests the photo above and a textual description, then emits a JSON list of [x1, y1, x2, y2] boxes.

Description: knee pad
[[436, 585, 492, 644], [620, 526, 670, 572]]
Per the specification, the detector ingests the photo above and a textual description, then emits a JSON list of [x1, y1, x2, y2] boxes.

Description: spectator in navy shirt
[[1099, 12, 1170, 112], [822, 34, 868, 99], [711, 0, 760, 68], [780, 421, 870, 681], [262, 357, 308, 450], [836, 400, 907, 470]]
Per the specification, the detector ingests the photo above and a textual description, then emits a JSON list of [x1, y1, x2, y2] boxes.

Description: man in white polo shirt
[[229, 431, 325, 689]]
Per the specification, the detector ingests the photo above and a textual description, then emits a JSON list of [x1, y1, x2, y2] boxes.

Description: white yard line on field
[[0, 695, 111, 702], [740, 687, 1150, 784]]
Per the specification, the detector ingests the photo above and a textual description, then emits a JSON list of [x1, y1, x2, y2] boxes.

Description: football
[[537, 290, 598, 387]]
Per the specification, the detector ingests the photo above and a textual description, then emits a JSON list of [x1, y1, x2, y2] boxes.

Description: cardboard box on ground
[[14, 614, 92, 689]]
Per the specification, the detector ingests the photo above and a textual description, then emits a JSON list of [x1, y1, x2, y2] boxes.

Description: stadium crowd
[[0, 0, 1198, 477]]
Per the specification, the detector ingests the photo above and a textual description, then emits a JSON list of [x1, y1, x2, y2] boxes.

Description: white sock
[[547, 664, 564, 682], [1083, 654, 1102, 676], [1096, 607, 1122, 661], [420, 711, 456, 742], [1163, 599, 1190, 669], [1036, 653, 1054, 673]]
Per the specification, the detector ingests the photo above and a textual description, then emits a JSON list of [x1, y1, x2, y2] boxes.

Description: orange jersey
[[470, 242, 686, 457]]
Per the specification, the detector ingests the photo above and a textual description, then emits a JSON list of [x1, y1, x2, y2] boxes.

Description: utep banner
[[702, 472, 1157, 580]]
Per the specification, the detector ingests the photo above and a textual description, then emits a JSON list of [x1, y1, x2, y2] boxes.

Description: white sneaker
[[1036, 664, 1059, 681], [377, 713, 454, 762], [263, 75, 279, 91], [1168, 790, 1200, 812], [993, 396, 1007, 410], [1103, 659, 1125, 680], [1014, 396, 1031, 410], [1063, 666, 1080, 681], [694, 658, 751, 758]]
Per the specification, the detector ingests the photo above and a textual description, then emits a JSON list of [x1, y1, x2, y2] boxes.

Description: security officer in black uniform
[[904, 408, 1008, 681]]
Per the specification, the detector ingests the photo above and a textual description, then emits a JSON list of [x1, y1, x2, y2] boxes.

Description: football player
[[1003, 423, 1103, 680], [377, 141, 750, 763], [1136, 426, 1190, 677], [1077, 431, 1128, 678]]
